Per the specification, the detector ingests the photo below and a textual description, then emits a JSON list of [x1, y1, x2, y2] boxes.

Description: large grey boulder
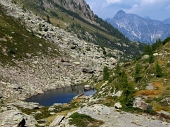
[[114, 102, 122, 109], [142, 55, 149, 59], [133, 97, 152, 110], [82, 68, 94, 73], [84, 85, 91, 90], [0, 110, 37, 127], [109, 57, 117, 65], [113, 91, 122, 97], [146, 83, 154, 90]]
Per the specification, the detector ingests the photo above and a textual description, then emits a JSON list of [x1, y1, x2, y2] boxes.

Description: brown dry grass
[[135, 90, 161, 96], [152, 82, 164, 89], [135, 81, 165, 99]]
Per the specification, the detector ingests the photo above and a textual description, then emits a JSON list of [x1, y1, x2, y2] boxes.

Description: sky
[[85, 0, 170, 21]]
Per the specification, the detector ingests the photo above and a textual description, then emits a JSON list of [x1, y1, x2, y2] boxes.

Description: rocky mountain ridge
[[106, 10, 170, 43], [51, 0, 95, 23]]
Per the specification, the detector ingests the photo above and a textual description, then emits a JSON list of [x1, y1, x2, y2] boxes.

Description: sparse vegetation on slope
[[92, 37, 170, 114], [0, 6, 59, 66]]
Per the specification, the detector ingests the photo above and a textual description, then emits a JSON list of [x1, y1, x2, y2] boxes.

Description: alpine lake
[[25, 85, 96, 106]]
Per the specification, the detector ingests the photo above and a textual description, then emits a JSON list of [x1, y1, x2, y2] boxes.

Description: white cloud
[[106, 0, 121, 4], [141, 0, 157, 4], [85, 0, 170, 20], [166, 5, 170, 9], [125, 4, 139, 13], [132, 4, 138, 8], [140, 0, 167, 7]]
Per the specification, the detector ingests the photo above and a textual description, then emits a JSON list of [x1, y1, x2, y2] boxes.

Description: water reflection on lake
[[25, 85, 96, 106]]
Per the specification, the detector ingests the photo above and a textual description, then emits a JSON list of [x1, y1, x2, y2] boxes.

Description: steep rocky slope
[[0, 0, 145, 100], [0, 0, 117, 100]]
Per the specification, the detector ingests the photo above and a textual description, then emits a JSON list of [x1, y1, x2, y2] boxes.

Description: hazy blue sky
[[85, 0, 170, 21]]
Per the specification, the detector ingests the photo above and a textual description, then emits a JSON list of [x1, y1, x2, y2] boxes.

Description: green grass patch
[[17, 106, 52, 120], [69, 112, 104, 127]]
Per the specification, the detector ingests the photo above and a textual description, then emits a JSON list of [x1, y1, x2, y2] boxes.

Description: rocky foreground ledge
[[0, 101, 169, 127], [49, 104, 170, 127]]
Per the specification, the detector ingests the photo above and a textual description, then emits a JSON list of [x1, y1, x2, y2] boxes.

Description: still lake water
[[25, 85, 96, 106]]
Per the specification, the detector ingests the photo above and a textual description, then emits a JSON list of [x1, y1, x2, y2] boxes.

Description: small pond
[[25, 85, 96, 106]]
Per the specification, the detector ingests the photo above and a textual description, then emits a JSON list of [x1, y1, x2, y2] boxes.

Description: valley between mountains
[[0, 0, 170, 127]]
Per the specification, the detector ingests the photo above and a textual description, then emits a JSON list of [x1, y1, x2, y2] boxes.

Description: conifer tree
[[103, 66, 109, 80], [46, 15, 51, 23], [134, 64, 142, 82], [119, 71, 135, 108], [156, 63, 163, 77], [115, 62, 121, 76]]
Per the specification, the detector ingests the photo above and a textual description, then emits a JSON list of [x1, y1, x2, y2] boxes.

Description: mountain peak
[[116, 10, 126, 15], [114, 10, 126, 18]]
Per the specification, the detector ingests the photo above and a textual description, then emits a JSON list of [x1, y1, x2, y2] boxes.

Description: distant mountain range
[[106, 10, 170, 43], [162, 18, 170, 25]]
